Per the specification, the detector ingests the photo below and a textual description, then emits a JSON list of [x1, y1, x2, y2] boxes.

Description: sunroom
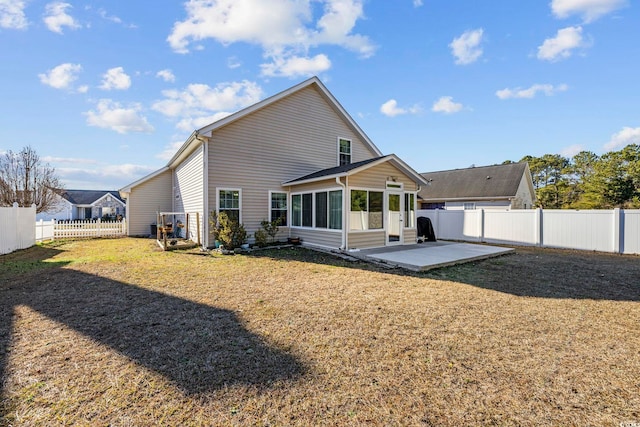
[[282, 155, 429, 251]]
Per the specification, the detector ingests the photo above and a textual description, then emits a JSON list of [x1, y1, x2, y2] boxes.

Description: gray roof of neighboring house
[[419, 163, 529, 201], [61, 190, 124, 205]]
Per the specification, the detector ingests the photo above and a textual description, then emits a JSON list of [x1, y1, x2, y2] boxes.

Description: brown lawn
[[0, 238, 639, 426]]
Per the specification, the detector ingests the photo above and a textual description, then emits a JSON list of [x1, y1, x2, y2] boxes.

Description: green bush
[[254, 228, 268, 247], [209, 211, 247, 250]]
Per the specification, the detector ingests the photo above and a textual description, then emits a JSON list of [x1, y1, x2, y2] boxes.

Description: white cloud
[[57, 163, 156, 189], [551, 0, 627, 23], [167, 0, 375, 69], [84, 99, 154, 134], [380, 99, 421, 117], [496, 83, 568, 99], [449, 28, 484, 65], [0, 0, 29, 29], [560, 144, 586, 157], [604, 126, 640, 151], [99, 67, 131, 90], [537, 26, 584, 61], [43, 2, 81, 34], [261, 53, 331, 78], [431, 96, 463, 114], [157, 140, 186, 161], [152, 80, 263, 131], [38, 63, 82, 90], [176, 112, 232, 132], [227, 56, 242, 69], [413, 0, 423, 6], [156, 69, 176, 83], [42, 156, 99, 164]]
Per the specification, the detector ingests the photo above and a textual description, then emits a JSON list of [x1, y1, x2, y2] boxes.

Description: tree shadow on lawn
[[246, 246, 640, 302], [0, 246, 305, 413]]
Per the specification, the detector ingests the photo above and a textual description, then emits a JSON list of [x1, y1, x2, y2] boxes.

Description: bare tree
[[0, 146, 62, 213]]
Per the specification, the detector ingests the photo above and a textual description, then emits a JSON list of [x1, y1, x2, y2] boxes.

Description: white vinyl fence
[[0, 203, 36, 255], [417, 208, 640, 255], [35, 218, 127, 241]]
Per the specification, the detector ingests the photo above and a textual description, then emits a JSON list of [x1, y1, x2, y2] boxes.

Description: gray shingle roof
[[283, 156, 388, 185], [61, 190, 124, 205], [419, 163, 528, 201]]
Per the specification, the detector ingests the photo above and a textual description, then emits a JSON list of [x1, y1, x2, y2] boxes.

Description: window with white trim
[[218, 189, 241, 222], [270, 192, 287, 226], [404, 193, 415, 228], [338, 138, 351, 166], [291, 190, 342, 229], [350, 189, 383, 231]]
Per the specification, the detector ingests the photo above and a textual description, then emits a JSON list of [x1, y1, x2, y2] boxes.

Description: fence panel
[[52, 219, 126, 239], [483, 210, 537, 245], [417, 208, 638, 255], [542, 210, 614, 252], [0, 204, 36, 255], [622, 210, 640, 255], [417, 209, 481, 241], [35, 219, 55, 241]]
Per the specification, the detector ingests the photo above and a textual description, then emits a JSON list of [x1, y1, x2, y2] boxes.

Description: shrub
[[254, 228, 268, 247], [209, 211, 247, 250], [260, 218, 281, 244]]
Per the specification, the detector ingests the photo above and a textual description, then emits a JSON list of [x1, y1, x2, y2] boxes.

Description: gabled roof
[[61, 190, 124, 205], [122, 76, 384, 194], [283, 154, 429, 187], [419, 163, 531, 201], [167, 76, 383, 169]]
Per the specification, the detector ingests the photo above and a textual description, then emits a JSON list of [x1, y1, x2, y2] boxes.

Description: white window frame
[[404, 192, 417, 229], [290, 187, 343, 232], [463, 202, 476, 210], [349, 186, 384, 232], [216, 188, 242, 222], [269, 191, 288, 226], [338, 137, 352, 166]]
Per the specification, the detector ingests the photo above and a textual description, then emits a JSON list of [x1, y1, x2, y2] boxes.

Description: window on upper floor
[[338, 138, 351, 166]]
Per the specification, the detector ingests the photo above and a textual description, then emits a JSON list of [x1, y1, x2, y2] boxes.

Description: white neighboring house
[[418, 163, 536, 210], [36, 190, 126, 221]]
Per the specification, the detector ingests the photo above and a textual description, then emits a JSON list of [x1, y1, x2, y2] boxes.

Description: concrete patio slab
[[351, 241, 514, 271]]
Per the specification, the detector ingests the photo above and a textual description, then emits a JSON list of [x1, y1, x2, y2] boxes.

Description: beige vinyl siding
[[295, 228, 342, 249], [174, 144, 204, 242], [207, 85, 372, 244], [403, 228, 417, 245], [127, 170, 172, 236], [348, 163, 417, 191], [348, 231, 385, 249]]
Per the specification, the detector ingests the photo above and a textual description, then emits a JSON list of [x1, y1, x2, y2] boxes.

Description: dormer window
[[338, 138, 351, 166]]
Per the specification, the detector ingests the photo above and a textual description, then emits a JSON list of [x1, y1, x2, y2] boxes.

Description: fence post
[[535, 208, 542, 247], [612, 208, 621, 254], [478, 209, 485, 242]]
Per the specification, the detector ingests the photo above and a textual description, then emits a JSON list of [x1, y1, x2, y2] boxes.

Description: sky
[[1, 0, 639, 190]]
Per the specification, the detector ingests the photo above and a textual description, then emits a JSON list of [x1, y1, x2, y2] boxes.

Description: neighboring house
[[120, 77, 428, 250], [418, 163, 535, 210], [36, 190, 126, 221]]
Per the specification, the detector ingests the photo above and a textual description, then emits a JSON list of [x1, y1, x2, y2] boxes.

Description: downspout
[[196, 133, 210, 249], [336, 176, 347, 250]]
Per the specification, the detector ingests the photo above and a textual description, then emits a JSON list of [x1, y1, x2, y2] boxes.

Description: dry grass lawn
[[1, 238, 639, 426]]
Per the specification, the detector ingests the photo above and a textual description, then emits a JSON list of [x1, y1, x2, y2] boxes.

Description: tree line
[[506, 144, 640, 209]]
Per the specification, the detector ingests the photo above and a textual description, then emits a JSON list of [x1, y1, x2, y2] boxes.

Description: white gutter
[[336, 176, 347, 250]]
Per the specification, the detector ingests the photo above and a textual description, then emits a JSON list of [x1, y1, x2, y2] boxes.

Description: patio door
[[386, 191, 403, 245]]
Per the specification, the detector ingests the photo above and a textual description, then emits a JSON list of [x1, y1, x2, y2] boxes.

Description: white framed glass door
[[386, 191, 403, 245]]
